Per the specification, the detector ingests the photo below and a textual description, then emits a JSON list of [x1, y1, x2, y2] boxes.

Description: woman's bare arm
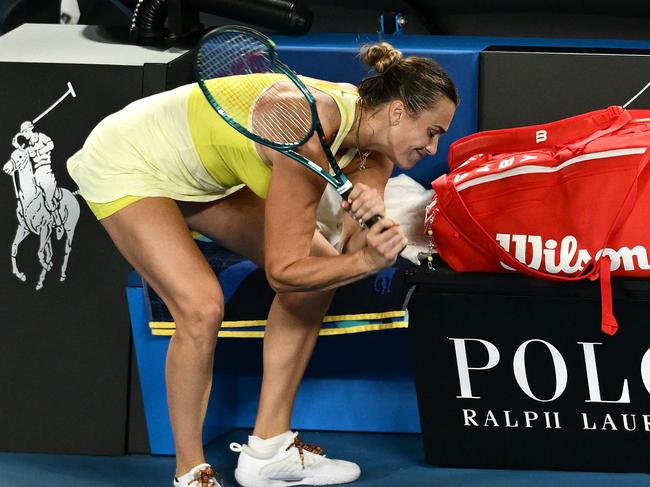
[[258, 94, 405, 293], [262, 139, 404, 293]]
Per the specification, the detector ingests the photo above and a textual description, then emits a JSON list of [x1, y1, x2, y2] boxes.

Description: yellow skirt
[[67, 84, 242, 220]]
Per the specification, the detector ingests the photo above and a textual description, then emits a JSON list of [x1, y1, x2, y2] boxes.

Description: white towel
[[316, 174, 435, 265]]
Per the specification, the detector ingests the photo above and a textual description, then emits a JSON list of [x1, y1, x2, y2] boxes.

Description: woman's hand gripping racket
[[193, 25, 382, 229]]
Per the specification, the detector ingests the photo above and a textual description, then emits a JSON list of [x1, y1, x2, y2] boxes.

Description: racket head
[[194, 25, 316, 150]]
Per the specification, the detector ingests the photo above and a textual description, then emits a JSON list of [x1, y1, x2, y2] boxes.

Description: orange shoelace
[[194, 467, 221, 487], [286, 436, 325, 469]]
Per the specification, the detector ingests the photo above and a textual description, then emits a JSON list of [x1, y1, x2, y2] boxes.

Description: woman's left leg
[[180, 189, 359, 486], [180, 190, 337, 438]]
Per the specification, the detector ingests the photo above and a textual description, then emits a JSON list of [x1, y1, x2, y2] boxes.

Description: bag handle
[[449, 106, 631, 170], [565, 109, 632, 152]]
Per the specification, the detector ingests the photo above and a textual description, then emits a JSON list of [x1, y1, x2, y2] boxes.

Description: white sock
[[175, 463, 212, 482], [248, 431, 294, 458]]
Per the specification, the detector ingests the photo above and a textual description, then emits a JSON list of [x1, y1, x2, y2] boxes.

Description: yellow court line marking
[[149, 310, 406, 331], [317, 321, 409, 336], [150, 321, 409, 338], [323, 311, 405, 322]]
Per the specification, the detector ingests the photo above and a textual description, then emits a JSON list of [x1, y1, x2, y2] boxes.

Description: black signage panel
[[0, 23, 191, 454], [480, 47, 650, 130], [408, 265, 650, 472]]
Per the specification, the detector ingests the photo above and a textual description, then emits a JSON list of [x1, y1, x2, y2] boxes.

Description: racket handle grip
[[340, 188, 352, 200], [364, 214, 382, 228], [340, 188, 382, 229]]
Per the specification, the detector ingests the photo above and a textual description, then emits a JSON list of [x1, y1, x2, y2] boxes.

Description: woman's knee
[[171, 297, 224, 345], [277, 289, 334, 320]]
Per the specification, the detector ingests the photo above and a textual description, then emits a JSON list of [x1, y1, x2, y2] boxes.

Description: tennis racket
[[193, 25, 381, 228]]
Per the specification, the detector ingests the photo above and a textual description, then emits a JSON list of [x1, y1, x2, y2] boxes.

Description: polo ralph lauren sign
[[407, 264, 650, 473], [452, 338, 650, 431]]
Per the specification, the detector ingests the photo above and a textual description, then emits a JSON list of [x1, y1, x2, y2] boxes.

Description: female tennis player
[[67, 41, 457, 487]]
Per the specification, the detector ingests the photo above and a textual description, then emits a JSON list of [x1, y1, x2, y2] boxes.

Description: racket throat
[[336, 179, 353, 200]]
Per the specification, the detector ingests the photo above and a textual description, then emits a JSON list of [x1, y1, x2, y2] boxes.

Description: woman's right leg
[[100, 197, 224, 476]]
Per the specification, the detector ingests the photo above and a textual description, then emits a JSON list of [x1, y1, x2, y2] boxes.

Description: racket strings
[[197, 32, 273, 79], [198, 31, 313, 145], [251, 82, 313, 144]]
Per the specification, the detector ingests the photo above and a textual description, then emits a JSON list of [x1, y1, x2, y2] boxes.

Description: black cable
[[192, 0, 313, 35], [130, 0, 167, 44]]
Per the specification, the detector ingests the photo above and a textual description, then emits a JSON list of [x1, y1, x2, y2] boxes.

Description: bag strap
[[437, 146, 650, 279], [434, 147, 650, 334], [434, 175, 597, 282], [449, 106, 631, 170], [599, 256, 618, 336]]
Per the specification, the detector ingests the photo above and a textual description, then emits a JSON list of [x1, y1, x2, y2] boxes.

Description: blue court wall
[[275, 33, 650, 186]]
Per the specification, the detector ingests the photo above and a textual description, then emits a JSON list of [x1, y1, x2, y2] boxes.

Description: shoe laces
[[286, 433, 325, 469], [189, 466, 221, 487]]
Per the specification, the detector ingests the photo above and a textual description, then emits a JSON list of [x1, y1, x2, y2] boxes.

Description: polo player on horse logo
[[3, 123, 80, 290]]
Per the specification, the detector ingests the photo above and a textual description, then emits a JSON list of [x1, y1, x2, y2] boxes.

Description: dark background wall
[[3, 0, 650, 40]]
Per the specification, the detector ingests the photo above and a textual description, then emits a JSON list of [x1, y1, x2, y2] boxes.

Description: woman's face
[[386, 97, 456, 169]]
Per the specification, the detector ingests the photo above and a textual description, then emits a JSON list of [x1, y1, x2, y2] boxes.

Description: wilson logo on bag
[[426, 106, 650, 335], [494, 233, 650, 274]]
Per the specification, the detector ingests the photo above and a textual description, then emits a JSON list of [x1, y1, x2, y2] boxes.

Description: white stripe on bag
[[456, 147, 647, 192]]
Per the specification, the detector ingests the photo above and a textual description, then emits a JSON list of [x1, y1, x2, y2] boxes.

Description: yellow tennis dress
[[67, 75, 360, 219]]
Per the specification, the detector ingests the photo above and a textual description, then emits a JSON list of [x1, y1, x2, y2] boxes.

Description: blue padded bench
[[128, 246, 418, 455]]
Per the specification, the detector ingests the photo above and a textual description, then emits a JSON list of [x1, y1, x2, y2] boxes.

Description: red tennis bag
[[426, 106, 650, 335]]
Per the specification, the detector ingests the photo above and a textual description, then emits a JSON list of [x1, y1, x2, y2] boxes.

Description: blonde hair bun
[[360, 42, 403, 73]]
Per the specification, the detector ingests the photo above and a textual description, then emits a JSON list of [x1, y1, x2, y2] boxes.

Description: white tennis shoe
[[230, 432, 361, 487], [173, 463, 223, 487]]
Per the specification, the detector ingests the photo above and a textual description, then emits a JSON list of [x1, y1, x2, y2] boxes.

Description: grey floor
[[0, 430, 649, 486]]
